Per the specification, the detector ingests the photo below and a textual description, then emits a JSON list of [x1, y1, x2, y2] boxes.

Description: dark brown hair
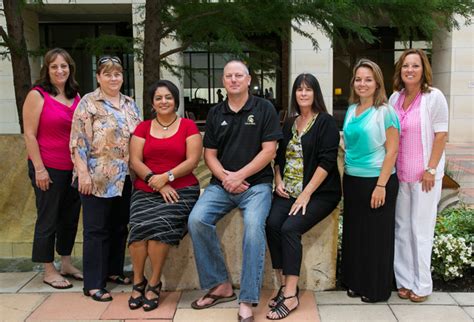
[[34, 48, 79, 99]]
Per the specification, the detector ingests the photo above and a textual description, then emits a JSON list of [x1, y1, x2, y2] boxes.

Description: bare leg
[[60, 255, 83, 279], [43, 262, 71, 288], [129, 241, 148, 299], [239, 302, 253, 319], [144, 240, 170, 307]]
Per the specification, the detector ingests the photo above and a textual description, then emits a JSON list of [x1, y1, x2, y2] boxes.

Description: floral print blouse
[[70, 87, 141, 198], [283, 115, 317, 198]]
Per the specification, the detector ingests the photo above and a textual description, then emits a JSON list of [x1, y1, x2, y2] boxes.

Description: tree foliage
[[137, 0, 473, 118], [1, 0, 473, 123]]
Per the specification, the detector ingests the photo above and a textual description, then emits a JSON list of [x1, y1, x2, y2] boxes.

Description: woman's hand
[[159, 184, 179, 204], [77, 170, 93, 195], [35, 169, 52, 191], [275, 180, 290, 199], [370, 186, 386, 209], [148, 173, 168, 192], [289, 191, 310, 215], [421, 171, 435, 192]]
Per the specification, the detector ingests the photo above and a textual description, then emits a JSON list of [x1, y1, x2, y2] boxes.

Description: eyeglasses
[[98, 56, 122, 66]]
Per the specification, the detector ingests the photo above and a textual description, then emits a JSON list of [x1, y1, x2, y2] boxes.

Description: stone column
[[432, 15, 474, 143], [289, 22, 334, 114]]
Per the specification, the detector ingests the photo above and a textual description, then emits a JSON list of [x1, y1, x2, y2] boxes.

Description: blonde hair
[[393, 48, 432, 93], [349, 59, 387, 108]]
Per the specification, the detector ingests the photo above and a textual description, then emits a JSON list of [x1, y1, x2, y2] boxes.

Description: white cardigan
[[389, 87, 449, 180]]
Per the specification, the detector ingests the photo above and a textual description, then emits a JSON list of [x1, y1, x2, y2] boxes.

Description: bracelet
[[144, 172, 155, 184], [376, 184, 386, 188], [35, 168, 46, 173]]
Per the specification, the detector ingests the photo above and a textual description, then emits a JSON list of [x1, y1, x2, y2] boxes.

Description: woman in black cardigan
[[266, 73, 341, 320]]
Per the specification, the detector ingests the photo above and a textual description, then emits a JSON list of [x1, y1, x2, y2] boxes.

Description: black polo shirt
[[204, 95, 283, 186]]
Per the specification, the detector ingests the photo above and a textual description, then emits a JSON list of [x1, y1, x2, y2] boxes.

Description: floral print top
[[283, 115, 317, 198], [70, 87, 141, 198]]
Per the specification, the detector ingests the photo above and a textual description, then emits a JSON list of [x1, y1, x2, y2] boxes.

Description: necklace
[[155, 115, 178, 130]]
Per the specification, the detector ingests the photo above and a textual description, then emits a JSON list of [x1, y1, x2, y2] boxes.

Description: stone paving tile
[[450, 292, 474, 306], [178, 289, 239, 308], [100, 291, 180, 320], [318, 304, 396, 321], [19, 271, 84, 293], [462, 306, 474, 319], [314, 291, 386, 305], [0, 293, 47, 321], [0, 271, 37, 293], [391, 304, 472, 321], [173, 308, 239, 322], [26, 293, 111, 320], [388, 291, 457, 305]]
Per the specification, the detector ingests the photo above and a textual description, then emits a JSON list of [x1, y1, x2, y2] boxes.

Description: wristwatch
[[167, 170, 175, 182], [425, 167, 436, 175]]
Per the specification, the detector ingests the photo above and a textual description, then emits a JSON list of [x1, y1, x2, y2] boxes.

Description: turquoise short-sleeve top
[[343, 103, 400, 177]]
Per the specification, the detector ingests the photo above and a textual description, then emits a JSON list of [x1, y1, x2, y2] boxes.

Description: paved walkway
[[1, 272, 473, 321], [445, 143, 474, 205]]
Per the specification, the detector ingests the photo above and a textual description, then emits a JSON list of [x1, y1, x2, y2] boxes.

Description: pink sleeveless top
[[33, 86, 80, 170]]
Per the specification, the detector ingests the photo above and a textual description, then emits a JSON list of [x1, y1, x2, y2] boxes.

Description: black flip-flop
[[43, 280, 73, 289], [61, 272, 83, 281], [191, 292, 237, 309]]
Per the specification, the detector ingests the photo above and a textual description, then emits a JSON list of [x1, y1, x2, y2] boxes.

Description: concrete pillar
[[289, 22, 333, 114], [432, 15, 474, 143]]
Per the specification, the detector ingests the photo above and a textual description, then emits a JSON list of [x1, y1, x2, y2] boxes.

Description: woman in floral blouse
[[265, 73, 341, 320], [70, 56, 141, 302]]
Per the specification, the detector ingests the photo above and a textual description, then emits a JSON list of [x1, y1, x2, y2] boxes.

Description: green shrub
[[436, 204, 474, 244], [432, 204, 473, 281]]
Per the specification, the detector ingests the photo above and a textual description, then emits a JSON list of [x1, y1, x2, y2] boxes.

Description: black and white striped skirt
[[128, 185, 200, 246]]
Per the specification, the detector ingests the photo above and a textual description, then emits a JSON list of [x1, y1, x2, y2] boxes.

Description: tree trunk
[[143, 0, 163, 120], [2, 0, 32, 132]]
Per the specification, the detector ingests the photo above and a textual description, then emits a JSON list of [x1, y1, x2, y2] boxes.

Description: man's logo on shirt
[[245, 115, 255, 125], [220, 120, 228, 126]]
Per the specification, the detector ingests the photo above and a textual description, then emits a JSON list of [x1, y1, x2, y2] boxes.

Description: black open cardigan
[[275, 112, 342, 201]]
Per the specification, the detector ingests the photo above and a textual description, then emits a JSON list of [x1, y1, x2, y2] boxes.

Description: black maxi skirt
[[341, 173, 399, 301]]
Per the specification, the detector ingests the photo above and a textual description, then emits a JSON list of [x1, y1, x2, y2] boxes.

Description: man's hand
[[222, 169, 249, 194]]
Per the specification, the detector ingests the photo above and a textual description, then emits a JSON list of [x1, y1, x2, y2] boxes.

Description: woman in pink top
[[23, 48, 82, 289], [389, 49, 449, 303]]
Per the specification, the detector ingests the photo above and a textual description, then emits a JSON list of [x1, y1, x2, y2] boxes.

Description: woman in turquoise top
[[341, 59, 400, 303]]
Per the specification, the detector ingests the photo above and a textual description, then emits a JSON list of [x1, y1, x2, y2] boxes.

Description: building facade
[[1, 1, 472, 142]]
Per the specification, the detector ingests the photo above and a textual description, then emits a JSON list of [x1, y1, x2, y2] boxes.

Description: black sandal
[[143, 281, 162, 312], [266, 294, 299, 320], [128, 278, 147, 310], [268, 285, 285, 308], [83, 288, 113, 302]]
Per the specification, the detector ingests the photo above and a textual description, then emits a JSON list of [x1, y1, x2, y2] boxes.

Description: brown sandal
[[397, 288, 411, 299], [409, 292, 428, 302]]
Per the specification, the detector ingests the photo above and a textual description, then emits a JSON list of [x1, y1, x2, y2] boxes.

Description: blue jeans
[[188, 183, 272, 304]]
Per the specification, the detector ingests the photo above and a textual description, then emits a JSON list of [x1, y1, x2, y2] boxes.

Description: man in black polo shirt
[[188, 60, 282, 321]]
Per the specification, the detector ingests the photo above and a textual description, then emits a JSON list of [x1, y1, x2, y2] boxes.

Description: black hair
[[290, 73, 327, 115]]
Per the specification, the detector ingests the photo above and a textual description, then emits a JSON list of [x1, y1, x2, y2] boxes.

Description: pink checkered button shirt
[[395, 92, 424, 183]]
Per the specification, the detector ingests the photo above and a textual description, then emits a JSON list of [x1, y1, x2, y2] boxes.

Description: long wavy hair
[[34, 48, 79, 99]]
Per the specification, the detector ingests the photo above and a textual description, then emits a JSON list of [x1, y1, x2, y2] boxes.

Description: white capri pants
[[394, 179, 442, 296]]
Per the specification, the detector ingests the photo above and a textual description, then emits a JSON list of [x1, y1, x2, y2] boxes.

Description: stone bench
[[0, 134, 340, 291]]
